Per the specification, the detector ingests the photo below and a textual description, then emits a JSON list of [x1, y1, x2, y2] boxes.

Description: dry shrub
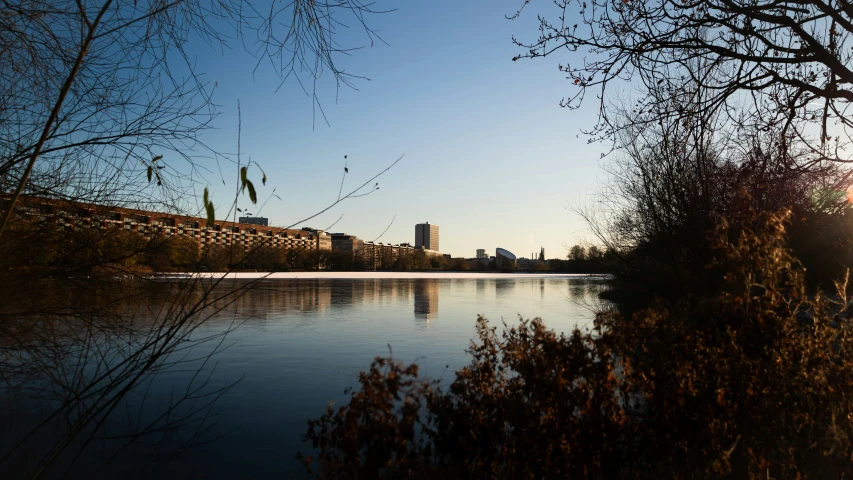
[[301, 194, 853, 479]]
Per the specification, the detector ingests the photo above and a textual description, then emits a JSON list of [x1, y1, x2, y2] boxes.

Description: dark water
[[3, 275, 607, 478]]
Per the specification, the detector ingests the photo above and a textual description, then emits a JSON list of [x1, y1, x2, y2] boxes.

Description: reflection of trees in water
[[0, 276, 611, 477], [494, 278, 516, 293], [567, 279, 594, 300], [413, 280, 439, 327], [0, 277, 443, 477], [0, 277, 257, 478], [562, 278, 611, 315]]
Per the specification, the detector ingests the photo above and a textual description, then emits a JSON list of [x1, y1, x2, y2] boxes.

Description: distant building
[[476, 248, 487, 259], [238, 216, 269, 226], [301, 228, 332, 250], [496, 247, 517, 270], [9, 196, 330, 255], [516, 257, 548, 271], [359, 242, 421, 270], [539, 246, 545, 261], [415, 222, 439, 251], [330, 233, 363, 255]]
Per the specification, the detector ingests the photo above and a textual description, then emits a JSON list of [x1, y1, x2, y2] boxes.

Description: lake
[[1, 274, 608, 478]]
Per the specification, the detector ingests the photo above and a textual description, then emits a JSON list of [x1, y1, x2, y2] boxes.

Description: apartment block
[[330, 233, 364, 255], [6, 196, 331, 254]]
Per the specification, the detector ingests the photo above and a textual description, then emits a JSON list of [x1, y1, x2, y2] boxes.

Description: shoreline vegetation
[[299, 199, 853, 479], [4, 0, 853, 477]]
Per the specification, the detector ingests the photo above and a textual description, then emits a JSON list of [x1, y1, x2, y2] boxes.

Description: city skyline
[[184, 0, 603, 259]]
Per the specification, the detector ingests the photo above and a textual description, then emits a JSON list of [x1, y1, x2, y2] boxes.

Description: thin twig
[[283, 154, 404, 229], [372, 213, 396, 242]]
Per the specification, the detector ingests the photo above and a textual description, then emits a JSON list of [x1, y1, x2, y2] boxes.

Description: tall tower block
[[415, 222, 439, 251]]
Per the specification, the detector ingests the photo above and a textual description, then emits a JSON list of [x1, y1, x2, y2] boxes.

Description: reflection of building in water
[[330, 279, 354, 307], [361, 279, 380, 304], [298, 283, 331, 312], [279, 280, 330, 313], [223, 279, 331, 317], [328, 279, 417, 308], [389, 279, 414, 303], [413, 279, 439, 326], [476, 278, 486, 295]]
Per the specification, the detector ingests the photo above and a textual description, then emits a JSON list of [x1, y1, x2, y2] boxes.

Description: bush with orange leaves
[[300, 197, 853, 478]]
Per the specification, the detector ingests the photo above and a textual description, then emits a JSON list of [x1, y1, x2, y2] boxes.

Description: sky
[[184, 0, 609, 259]]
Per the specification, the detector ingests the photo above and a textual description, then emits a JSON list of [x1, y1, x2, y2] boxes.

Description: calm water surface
[[176, 275, 607, 478], [11, 275, 607, 478]]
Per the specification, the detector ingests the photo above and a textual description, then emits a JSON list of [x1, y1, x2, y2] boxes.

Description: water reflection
[[216, 279, 450, 326], [226, 280, 332, 317], [217, 277, 605, 325], [495, 278, 516, 292], [414, 279, 439, 326], [2, 275, 609, 479]]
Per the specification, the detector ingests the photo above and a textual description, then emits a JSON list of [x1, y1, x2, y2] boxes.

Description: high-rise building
[[415, 222, 439, 251], [476, 248, 487, 259], [539, 246, 545, 261]]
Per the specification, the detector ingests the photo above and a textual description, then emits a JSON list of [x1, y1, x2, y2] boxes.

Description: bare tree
[[577, 73, 853, 297], [510, 0, 853, 166], [0, 0, 391, 235], [0, 1, 396, 477]]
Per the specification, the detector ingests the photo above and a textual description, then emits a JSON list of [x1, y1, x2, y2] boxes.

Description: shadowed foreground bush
[[299, 201, 853, 479]]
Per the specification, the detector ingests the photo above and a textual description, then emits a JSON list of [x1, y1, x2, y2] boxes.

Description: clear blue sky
[[188, 1, 606, 259]]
